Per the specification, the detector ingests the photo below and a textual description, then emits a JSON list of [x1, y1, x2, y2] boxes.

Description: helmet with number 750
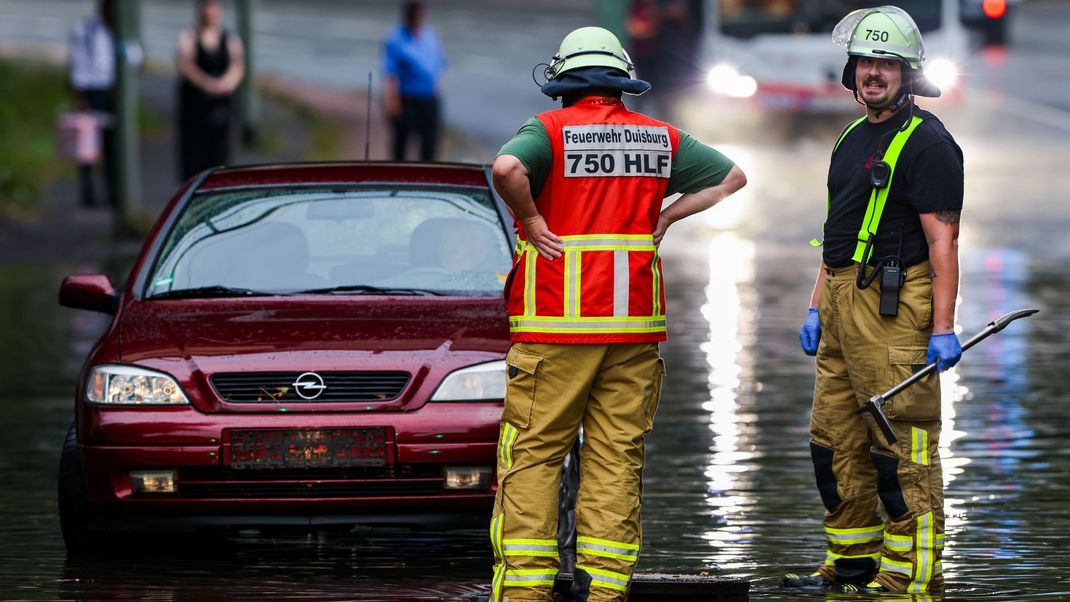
[[832, 5, 941, 98]]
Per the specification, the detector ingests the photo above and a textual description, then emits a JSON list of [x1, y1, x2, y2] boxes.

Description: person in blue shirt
[[382, 1, 446, 161]]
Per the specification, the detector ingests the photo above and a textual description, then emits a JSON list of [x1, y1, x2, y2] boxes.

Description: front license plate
[[230, 428, 387, 469]]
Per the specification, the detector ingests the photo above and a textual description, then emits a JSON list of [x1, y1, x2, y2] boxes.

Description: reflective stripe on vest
[[851, 115, 924, 263], [512, 234, 664, 334]]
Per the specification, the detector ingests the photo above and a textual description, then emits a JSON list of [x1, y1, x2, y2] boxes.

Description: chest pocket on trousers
[[504, 347, 543, 429]]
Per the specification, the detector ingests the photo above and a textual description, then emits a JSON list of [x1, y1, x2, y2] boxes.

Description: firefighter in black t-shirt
[[784, 6, 963, 595]]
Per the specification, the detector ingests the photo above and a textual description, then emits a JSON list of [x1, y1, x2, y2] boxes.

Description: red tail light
[[983, 0, 1007, 19]]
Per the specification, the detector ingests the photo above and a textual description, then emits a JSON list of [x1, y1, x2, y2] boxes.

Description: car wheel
[[57, 422, 94, 555]]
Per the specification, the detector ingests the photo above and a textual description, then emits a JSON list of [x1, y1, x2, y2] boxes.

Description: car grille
[[177, 465, 444, 499], [210, 371, 411, 403]]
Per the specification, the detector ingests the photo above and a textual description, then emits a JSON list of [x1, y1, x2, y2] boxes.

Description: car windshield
[[146, 184, 513, 298], [718, 0, 942, 39]]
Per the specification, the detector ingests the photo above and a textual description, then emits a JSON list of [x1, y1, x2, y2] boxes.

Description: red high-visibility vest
[[504, 96, 680, 343]]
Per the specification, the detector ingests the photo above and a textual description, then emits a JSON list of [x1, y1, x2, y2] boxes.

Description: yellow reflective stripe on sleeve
[[576, 536, 640, 562], [912, 427, 930, 466], [523, 247, 537, 317], [934, 560, 943, 575], [490, 515, 506, 601], [880, 556, 914, 575], [825, 550, 881, 566], [503, 568, 557, 587], [503, 538, 559, 558], [577, 565, 631, 592], [936, 534, 945, 549], [499, 423, 519, 469], [884, 531, 914, 553], [852, 115, 925, 263], [826, 524, 885, 545], [908, 512, 936, 593]]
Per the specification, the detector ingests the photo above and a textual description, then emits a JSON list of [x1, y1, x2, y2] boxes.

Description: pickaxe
[[856, 308, 1039, 444]]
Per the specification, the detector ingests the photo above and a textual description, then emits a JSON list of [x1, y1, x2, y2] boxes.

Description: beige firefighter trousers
[[489, 342, 664, 602], [810, 261, 944, 594]]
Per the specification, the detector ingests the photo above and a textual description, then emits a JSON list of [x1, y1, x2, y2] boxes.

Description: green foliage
[[0, 60, 70, 215]]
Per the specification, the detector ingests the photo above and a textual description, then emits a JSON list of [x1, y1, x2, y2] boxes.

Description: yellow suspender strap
[[850, 115, 924, 263], [810, 117, 868, 248]]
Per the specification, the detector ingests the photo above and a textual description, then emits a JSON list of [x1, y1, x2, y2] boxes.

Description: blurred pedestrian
[[67, 0, 117, 208], [786, 5, 963, 596], [489, 26, 746, 602], [381, 1, 446, 161], [177, 0, 245, 181]]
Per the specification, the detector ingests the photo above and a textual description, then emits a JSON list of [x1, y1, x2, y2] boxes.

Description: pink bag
[[56, 111, 102, 164]]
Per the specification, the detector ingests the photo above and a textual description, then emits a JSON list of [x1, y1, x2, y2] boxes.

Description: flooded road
[[4, 1, 1070, 600], [4, 100, 1069, 601]]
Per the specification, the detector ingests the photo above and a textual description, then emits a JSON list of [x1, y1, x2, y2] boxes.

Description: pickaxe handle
[[856, 308, 1039, 444]]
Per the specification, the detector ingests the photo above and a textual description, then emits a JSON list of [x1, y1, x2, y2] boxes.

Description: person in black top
[[786, 6, 963, 595], [176, 0, 245, 181]]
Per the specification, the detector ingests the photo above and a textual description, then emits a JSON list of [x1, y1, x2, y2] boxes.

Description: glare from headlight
[[926, 58, 959, 91], [86, 364, 190, 405], [430, 360, 506, 402], [706, 64, 757, 98]]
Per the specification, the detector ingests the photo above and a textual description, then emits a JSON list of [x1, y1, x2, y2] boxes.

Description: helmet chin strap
[[855, 85, 912, 119]]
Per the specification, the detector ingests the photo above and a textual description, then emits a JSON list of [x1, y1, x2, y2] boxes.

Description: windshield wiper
[[291, 284, 442, 296], [149, 285, 281, 300]]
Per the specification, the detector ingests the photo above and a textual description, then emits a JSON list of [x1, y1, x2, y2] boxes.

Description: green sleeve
[[666, 131, 736, 196], [497, 118, 552, 200]]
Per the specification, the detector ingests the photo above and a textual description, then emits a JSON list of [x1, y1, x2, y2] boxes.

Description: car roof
[[197, 162, 491, 191]]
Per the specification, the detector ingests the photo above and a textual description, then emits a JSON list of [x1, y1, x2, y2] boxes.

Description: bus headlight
[[926, 58, 959, 91], [706, 64, 757, 98]]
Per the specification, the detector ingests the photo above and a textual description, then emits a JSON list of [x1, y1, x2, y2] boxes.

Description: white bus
[[701, 0, 968, 113]]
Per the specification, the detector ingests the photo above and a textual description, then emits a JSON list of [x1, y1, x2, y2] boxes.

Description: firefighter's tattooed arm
[[935, 209, 960, 226]]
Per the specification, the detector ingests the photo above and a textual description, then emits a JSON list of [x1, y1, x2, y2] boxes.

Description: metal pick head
[[856, 395, 897, 444]]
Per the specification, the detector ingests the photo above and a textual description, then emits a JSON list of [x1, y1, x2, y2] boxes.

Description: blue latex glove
[[927, 332, 962, 372], [799, 307, 821, 356]]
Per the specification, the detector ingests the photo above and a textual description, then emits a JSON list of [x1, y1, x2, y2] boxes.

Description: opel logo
[[293, 372, 327, 400]]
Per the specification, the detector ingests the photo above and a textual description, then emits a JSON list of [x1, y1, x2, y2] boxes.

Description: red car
[[57, 162, 515, 552]]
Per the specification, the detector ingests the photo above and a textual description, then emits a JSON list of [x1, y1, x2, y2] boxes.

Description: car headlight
[[706, 64, 757, 98], [926, 58, 959, 91], [430, 360, 505, 402], [85, 364, 190, 405]]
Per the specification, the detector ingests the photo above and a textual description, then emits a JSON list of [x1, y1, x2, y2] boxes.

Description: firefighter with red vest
[[488, 26, 746, 602]]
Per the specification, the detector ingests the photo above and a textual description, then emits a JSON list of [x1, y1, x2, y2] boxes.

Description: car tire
[[57, 422, 95, 555]]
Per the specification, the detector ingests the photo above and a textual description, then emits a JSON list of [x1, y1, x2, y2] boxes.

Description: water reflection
[[699, 233, 757, 572]]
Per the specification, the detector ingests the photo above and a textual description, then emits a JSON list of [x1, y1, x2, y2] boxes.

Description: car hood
[[120, 295, 508, 359]]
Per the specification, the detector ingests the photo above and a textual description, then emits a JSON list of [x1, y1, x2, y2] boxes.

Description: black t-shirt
[[823, 107, 963, 268]]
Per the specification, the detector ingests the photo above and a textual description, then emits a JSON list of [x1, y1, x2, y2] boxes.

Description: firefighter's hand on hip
[[926, 332, 962, 372], [522, 215, 564, 260], [653, 215, 671, 247], [799, 307, 821, 356]]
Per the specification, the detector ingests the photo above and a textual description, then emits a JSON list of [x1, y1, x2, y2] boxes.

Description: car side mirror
[[59, 274, 119, 314]]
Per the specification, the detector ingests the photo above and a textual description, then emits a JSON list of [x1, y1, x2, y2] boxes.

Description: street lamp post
[[112, 0, 141, 235], [238, 0, 260, 147]]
